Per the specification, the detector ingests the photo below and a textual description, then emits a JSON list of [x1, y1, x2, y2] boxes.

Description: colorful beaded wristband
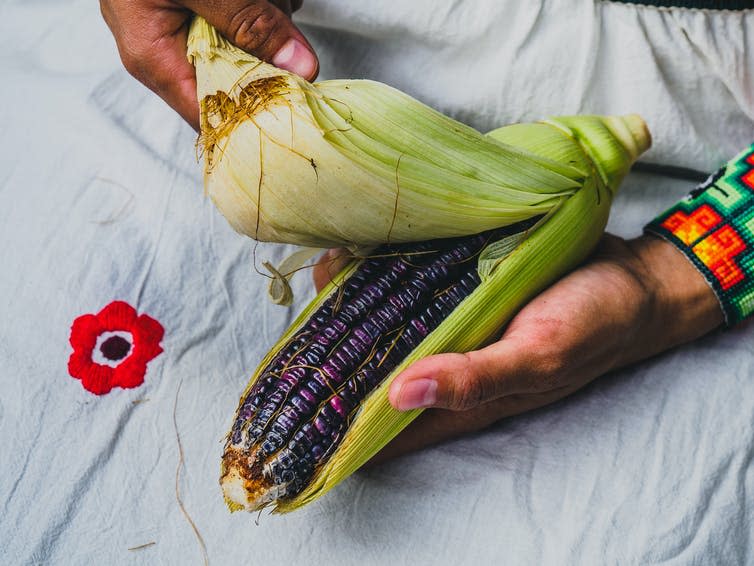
[[644, 143, 754, 327]]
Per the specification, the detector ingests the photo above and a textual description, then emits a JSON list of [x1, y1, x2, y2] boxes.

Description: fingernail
[[273, 39, 318, 79], [396, 379, 437, 411]]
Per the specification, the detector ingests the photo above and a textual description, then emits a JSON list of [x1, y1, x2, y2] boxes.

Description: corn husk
[[185, 17, 651, 513], [186, 17, 641, 248], [219, 115, 649, 513]]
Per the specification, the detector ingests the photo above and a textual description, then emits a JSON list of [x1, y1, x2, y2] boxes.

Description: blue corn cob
[[223, 219, 539, 506]]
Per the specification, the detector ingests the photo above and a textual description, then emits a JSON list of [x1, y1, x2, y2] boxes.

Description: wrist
[[626, 234, 724, 356]]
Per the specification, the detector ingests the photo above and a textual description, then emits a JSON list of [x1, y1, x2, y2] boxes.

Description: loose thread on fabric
[[173, 378, 210, 566]]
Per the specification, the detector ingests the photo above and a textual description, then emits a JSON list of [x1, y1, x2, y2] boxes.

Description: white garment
[[299, 1, 754, 171], [0, 2, 753, 565]]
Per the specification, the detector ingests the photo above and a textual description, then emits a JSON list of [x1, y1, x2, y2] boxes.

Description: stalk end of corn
[[221, 447, 278, 512]]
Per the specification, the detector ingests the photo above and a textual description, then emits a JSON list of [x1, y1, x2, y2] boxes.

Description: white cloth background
[[1, 1, 753, 564]]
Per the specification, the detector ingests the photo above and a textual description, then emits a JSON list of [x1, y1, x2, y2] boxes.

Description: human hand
[[101, 0, 318, 130], [313, 234, 724, 462]]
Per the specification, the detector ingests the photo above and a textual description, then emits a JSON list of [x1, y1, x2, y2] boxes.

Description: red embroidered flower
[[68, 301, 164, 395]]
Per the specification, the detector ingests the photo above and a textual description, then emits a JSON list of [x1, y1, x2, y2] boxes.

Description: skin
[[313, 235, 723, 463], [104, 3, 724, 460], [100, 0, 318, 130]]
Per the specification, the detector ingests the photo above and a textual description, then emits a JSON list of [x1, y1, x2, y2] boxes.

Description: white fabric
[[1, 1, 753, 564]]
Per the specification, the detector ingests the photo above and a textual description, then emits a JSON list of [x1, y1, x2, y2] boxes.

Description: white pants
[[298, 1, 754, 171]]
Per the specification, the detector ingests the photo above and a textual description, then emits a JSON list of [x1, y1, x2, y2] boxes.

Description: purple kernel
[[352, 328, 373, 348], [301, 423, 319, 443], [291, 431, 311, 451], [299, 388, 317, 404], [281, 470, 295, 483], [278, 450, 294, 468], [290, 395, 312, 414], [331, 319, 347, 334], [314, 416, 330, 436], [322, 326, 340, 341], [322, 358, 343, 377], [231, 429, 243, 445], [311, 444, 325, 460], [330, 396, 348, 418], [303, 349, 323, 366], [361, 321, 381, 339]]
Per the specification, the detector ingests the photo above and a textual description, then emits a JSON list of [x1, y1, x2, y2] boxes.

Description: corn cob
[[224, 220, 538, 505], [185, 17, 652, 512], [219, 115, 649, 513]]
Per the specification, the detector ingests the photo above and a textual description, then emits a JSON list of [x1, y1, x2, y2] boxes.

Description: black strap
[[609, 0, 753, 8]]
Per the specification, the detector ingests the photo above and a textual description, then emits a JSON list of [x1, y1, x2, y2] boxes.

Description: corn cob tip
[[221, 447, 279, 512], [607, 114, 652, 162]]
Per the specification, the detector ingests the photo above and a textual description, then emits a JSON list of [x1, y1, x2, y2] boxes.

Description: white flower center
[[92, 331, 133, 367]]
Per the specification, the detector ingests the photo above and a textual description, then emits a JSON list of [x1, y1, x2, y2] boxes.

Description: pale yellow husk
[[188, 17, 593, 248]]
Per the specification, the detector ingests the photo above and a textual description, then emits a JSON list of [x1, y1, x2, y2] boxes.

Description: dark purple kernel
[[361, 321, 381, 339], [347, 335, 367, 351], [270, 423, 288, 441], [322, 359, 343, 378], [411, 319, 429, 337], [334, 348, 355, 368], [342, 303, 364, 319], [281, 470, 296, 483], [306, 341, 328, 358], [278, 451, 294, 468], [338, 386, 358, 407], [322, 326, 340, 341], [319, 404, 340, 425], [290, 395, 312, 414], [301, 423, 319, 444], [301, 350, 322, 366], [290, 435, 310, 454], [306, 376, 328, 397], [277, 412, 297, 431], [314, 415, 330, 436], [265, 390, 286, 406], [260, 439, 276, 455], [231, 428, 243, 445]]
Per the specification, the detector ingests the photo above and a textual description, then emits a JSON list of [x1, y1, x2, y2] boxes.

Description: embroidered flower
[[68, 301, 164, 395]]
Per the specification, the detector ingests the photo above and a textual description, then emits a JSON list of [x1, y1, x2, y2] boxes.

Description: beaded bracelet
[[644, 143, 754, 327]]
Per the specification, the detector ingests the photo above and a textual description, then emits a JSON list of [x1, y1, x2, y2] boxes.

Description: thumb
[[183, 0, 319, 79], [388, 342, 538, 412]]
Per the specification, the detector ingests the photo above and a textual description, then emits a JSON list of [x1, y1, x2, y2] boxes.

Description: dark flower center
[[100, 335, 131, 361]]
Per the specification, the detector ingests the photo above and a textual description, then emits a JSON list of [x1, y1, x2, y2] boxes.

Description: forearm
[[621, 235, 724, 367]]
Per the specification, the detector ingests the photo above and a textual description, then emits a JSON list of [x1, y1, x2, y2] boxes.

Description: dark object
[[609, 0, 754, 9]]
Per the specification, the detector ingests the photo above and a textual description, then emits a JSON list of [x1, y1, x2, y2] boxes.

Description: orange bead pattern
[[646, 144, 754, 325]]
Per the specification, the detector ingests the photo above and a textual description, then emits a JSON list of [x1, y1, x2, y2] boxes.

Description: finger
[[312, 248, 350, 292], [181, 0, 319, 79], [388, 339, 558, 412], [102, 3, 201, 129], [372, 384, 581, 465], [140, 28, 200, 129]]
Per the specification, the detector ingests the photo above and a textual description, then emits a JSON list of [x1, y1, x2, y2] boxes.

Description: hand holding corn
[[311, 235, 722, 462], [100, 13, 726, 512], [101, 0, 318, 129]]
